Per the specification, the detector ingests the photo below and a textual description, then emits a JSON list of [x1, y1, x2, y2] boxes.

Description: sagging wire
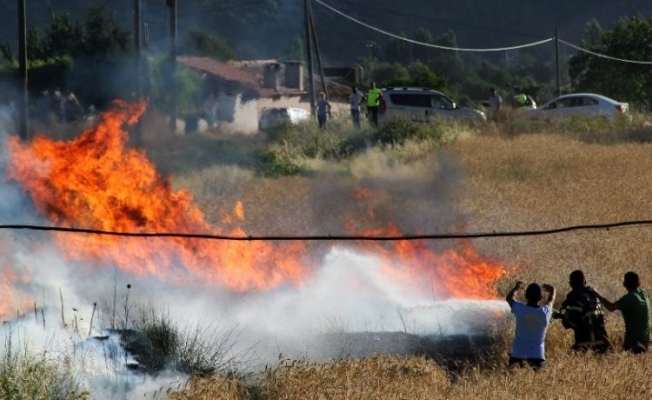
[[559, 39, 652, 65], [314, 0, 554, 52], [316, 0, 652, 64], [2, 219, 652, 241]]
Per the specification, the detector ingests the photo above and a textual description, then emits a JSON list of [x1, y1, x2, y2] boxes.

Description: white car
[[379, 87, 486, 124], [516, 93, 629, 122], [258, 107, 310, 131]]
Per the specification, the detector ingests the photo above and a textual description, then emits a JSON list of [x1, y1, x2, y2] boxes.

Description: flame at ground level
[[5, 100, 506, 304]]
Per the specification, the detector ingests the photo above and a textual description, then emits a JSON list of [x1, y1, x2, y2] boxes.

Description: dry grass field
[[163, 117, 652, 399]]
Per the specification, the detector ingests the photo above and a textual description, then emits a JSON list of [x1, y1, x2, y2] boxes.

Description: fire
[[7, 100, 306, 291], [5, 100, 505, 300], [346, 188, 506, 300]]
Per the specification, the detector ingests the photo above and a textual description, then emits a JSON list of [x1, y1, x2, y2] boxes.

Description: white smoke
[[0, 109, 509, 398]]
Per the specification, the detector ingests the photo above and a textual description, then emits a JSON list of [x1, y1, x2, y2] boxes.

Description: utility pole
[[307, 1, 328, 99], [134, 0, 142, 144], [304, 0, 316, 116], [555, 28, 561, 97], [167, 0, 178, 133], [17, 0, 29, 141]]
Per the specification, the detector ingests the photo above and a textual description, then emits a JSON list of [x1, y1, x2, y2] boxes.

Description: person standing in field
[[316, 92, 331, 130], [588, 272, 650, 353], [488, 88, 502, 122], [348, 85, 363, 129], [559, 270, 613, 353], [506, 281, 556, 369], [365, 81, 383, 128]]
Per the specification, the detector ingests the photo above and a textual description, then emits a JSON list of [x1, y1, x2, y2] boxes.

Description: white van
[[379, 87, 486, 123], [258, 107, 310, 131]]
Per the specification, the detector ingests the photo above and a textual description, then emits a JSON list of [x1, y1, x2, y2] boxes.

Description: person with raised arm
[[506, 280, 556, 369]]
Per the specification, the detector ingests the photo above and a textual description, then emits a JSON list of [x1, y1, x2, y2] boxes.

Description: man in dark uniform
[[559, 270, 613, 353]]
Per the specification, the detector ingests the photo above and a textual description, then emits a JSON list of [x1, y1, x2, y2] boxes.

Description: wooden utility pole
[[304, 0, 316, 116], [307, 0, 328, 99], [555, 28, 561, 97], [167, 0, 178, 133], [133, 0, 142, 144], [17, 0, 29, 141]]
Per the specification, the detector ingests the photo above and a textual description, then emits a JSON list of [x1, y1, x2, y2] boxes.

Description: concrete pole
[[168, 0, 178, 133], [17, 0, 29, 141], [133, 0, 142, 144], [304, 0, 316, 116]]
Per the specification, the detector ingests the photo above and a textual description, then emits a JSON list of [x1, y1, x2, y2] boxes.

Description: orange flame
[[5, 100, 506, 300], [7, 101, 306, 291]]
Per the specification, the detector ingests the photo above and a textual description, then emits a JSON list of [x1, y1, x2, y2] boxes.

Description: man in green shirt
[[365, 81, 383, 128], [589, 271, 651, 353]]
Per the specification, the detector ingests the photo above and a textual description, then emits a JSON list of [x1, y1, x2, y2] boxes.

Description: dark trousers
[[351, 109, 360, 129], [318, 113, 327, 130], [367, 106, 379, 128]]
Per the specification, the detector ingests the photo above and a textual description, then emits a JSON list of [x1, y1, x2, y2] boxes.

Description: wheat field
[[166, 120, 652, 399]]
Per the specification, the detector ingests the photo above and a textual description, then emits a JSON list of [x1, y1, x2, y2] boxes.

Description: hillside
[[1, 0, 651, 62]]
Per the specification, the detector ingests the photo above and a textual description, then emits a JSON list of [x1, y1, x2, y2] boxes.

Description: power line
[[559, 39, 652, 65], [315, 0, 554, 52], [2, 219, 652, 241], [330, 0, 549, 40]]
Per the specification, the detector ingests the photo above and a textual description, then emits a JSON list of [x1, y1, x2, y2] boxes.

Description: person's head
[[352, 85, 358, 93], [369, 81, 376, 89], [569, 270, 586, 290], [623, 271, 641, 291], [490, 88, 496, 94], [319, 92, 326, 100], [525, 283, 543, 305]]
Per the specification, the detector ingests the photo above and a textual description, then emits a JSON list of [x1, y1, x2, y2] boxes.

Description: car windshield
[[265, 109, 290, 117], [431, 95, 455, 110]]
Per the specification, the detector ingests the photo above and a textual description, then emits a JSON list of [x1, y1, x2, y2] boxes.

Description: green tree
[[26, 25, 46, 60], [370, 62, 409, 86], [569, 15, 652, 109], [385, 32, 411, 64], [427, 30, 465, 83], [43, 10, 83, 58], [183, 29, 236, 60], [289, 35, 304, 61]]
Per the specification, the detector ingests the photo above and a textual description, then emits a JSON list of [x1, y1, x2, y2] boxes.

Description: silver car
[[379, 87, 486, 123], [258, 107, 310, 131], [516, 93, 629, 122]]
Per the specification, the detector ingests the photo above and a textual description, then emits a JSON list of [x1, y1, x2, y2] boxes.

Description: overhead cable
[[314, 0, 554, 52], [559, 39, 652, 65], [334, 0, 547, 40], [2, 219, 652, 241]]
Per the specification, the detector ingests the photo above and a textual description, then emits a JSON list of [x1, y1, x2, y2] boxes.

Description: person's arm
[[587, 287, 618, 312], [542, 284, 556, 307], [506, 281, 525, 307]]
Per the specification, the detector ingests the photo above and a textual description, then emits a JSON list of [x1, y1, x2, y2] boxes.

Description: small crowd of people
[[488, 85, 536, 122], [312, 81, 384, 131], [35, 90, 86, 125], [507, 270, 650, 369]]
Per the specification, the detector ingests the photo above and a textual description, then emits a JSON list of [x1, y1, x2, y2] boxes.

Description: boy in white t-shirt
[[506, 281, 556, 369], [348, 85, 363, 129]]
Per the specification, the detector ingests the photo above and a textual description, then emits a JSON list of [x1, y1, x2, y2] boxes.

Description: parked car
[[516, 93, 629, 122], [379, 87, 486, 124], [258, 107, 310, 131]]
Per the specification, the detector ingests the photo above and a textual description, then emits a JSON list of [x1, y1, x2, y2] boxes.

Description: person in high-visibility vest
[[365, 81, 383, 128]]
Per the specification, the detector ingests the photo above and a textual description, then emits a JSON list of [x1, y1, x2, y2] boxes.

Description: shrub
[[373, 118, 445, 145], [0, 331, 89, 400]]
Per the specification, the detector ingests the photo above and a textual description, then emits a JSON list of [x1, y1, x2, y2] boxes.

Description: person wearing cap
[[506, 280, 556, 369], [588, 272, 650, 353], [559, 270, 612, 353]]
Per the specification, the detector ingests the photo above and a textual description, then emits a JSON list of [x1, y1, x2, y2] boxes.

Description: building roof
[[177, 55, 352, 101]]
